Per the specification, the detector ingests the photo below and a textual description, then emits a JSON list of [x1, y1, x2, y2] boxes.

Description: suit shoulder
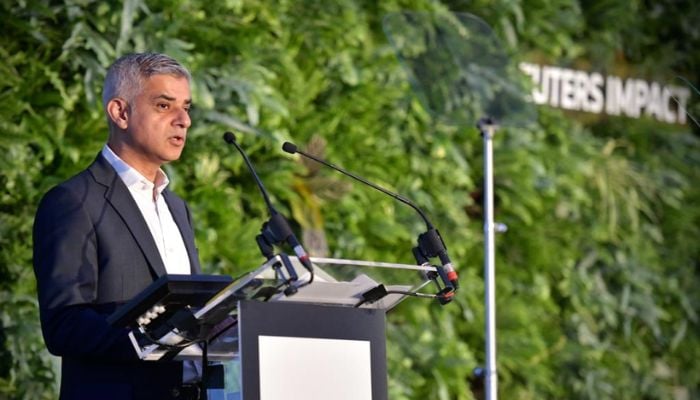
[[38, 154, 111, 204], [38, 169, 95, 207]]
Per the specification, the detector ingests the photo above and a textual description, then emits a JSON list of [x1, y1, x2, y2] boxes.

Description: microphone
[[223, 132, 313, 275], [282, 141, 458, 294]]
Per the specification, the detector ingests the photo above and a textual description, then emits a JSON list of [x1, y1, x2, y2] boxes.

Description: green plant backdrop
[[1, 0, 698, 399]]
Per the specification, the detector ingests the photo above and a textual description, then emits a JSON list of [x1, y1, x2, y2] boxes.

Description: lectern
[[110, 255, 442, 399]]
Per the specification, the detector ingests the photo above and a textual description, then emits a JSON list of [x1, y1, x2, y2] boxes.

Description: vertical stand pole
[[479, 118, 498, 400]]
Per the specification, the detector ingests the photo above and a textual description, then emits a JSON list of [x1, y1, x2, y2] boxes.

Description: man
[[33, 53, 202, 399]]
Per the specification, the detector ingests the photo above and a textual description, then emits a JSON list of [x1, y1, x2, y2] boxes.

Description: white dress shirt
[[101, 145, 191, 275]]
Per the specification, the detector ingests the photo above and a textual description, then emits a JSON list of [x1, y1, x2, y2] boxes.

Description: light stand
[[478, 117, 498, 400]]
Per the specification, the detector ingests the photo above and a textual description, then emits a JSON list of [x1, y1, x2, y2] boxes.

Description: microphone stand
[[223, 132, 314, 290], [282, 142, 457, 303]]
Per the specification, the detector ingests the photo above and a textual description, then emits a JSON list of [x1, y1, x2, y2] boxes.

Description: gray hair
[[102, 52, 191, 111]]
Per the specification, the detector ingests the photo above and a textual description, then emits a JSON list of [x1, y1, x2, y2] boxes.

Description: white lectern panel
[[258, 336, 372, 400]]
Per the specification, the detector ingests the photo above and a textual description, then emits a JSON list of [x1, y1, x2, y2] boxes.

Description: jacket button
[[171, 387, 181, 397]]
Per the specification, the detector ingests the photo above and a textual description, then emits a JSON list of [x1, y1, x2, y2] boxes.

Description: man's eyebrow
[[152, 94, 192, 103], [153, 94, 175, 101]]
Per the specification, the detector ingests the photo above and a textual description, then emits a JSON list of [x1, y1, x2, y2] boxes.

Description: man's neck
[[105, 141, 159, 183]]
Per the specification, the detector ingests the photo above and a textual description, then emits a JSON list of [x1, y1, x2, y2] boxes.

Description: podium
[[109, 255, 442, 399]]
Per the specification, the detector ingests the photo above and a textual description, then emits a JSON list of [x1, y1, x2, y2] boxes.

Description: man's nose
[[174, 107, 191, 128]]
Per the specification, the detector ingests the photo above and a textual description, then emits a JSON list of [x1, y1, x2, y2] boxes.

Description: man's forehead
[[142, 74, 191, 99]]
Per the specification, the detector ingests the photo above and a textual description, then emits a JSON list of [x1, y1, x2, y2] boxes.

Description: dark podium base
[[238, 300, 387, 400]]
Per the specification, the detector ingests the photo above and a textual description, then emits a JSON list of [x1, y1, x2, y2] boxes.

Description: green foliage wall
[[1, 0, 698, 399]]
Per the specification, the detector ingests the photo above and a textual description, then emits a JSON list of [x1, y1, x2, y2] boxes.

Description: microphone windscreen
[[282, 142, 298, 154], [223, 131, 236, 144]]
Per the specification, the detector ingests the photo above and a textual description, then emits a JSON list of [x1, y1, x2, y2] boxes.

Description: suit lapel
[[89, 154, 168, 278]]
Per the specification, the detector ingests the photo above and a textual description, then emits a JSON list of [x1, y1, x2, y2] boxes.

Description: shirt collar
[[101, 145, 170, 196]]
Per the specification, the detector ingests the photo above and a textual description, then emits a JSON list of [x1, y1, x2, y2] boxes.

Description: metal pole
[[480, 119, 498, 400]]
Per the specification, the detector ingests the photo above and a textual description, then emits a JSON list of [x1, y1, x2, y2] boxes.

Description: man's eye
[[157, 103, 169, 110]]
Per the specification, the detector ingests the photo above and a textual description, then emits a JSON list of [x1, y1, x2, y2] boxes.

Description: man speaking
[[33, 52, 203, 399]]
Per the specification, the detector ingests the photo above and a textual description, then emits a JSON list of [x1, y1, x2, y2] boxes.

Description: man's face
[[121, 74, 192, 174]]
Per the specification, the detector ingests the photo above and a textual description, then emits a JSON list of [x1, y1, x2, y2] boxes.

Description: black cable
[[205, 317, 238, 343], [139, 327, 198, 350], [354, 290, 439, 308]]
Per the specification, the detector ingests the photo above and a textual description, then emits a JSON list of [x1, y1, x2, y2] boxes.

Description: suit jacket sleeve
[[33, 184, 137, 361]]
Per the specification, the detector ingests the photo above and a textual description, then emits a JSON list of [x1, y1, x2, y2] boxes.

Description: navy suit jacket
[[33, 153, 202, 400]]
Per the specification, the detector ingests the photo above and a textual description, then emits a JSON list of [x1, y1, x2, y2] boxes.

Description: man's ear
[[106, 98, 129, 130]]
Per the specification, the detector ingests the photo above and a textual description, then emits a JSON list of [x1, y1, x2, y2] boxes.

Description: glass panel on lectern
[[200, 255, 439, 315]]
